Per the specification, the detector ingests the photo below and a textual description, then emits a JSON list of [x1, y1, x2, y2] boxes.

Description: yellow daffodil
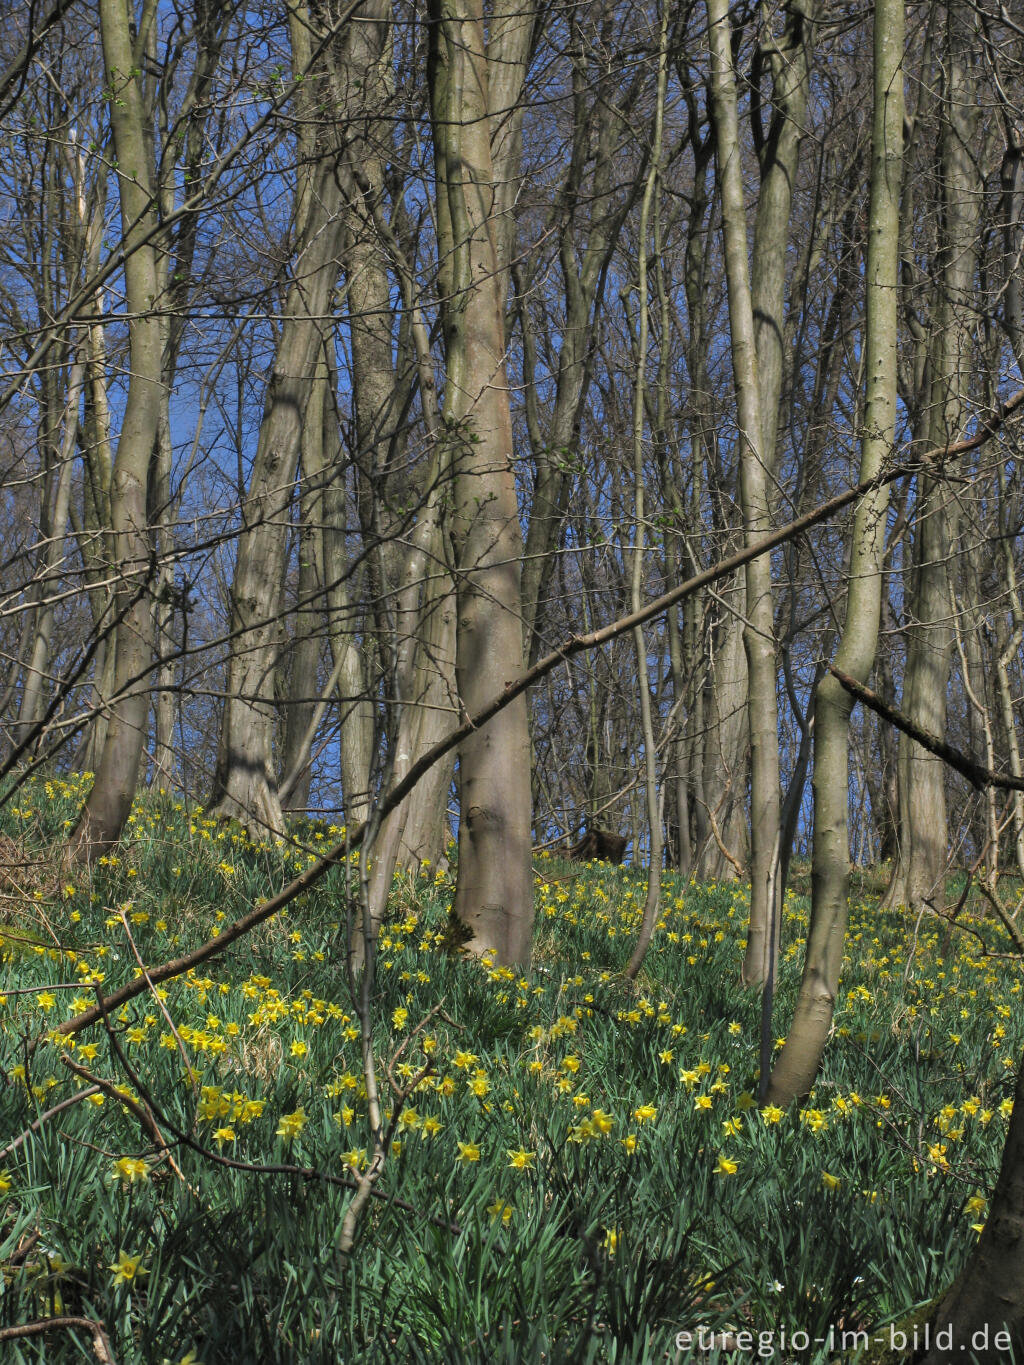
[[589, 1109, 614, 1135], [111, 1157, 148, 1184], [109, 1252, 149, 1285], [275, 1109, 307, 1141]]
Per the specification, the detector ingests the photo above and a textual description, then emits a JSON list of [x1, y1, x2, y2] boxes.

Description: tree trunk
[[886, 7, 976, 910], [353, 247, 456, 955], [17, 351, 83, 747], [358, 459, 457, 960], [994, 605, 1024, 877], [767, 0, 902, 1105], [624, 4, 669, 982], [337, 0, 403, 682], [696, 598, 749, 880], [429, 0, 534, 966], [280, 395, 327, 814], [708, 0, 785, 987], [326, 0, 461, 959], [70, 0, 163, 861], [210, 156, 345, 833], [149, 408, 178, 791], [920, 1056, 1024, 1363]]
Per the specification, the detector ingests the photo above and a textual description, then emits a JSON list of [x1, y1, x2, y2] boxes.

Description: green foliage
[[0, 775, 1018, 1361]]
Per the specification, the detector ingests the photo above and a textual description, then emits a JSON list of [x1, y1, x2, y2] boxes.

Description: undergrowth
[[0, 773, 1020, 1362]]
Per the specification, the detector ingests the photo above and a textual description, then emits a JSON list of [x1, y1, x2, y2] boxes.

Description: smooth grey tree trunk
[[624, 6, 669, 981], [71, 0, 163, 861], [885, 8, 976, 910], [210, 157, 345, 833], [767, 0, 903, 1106], [697, 599, 750, 879], [429, 0, 534, 966], [328, 0, 460, 962], [17, 350, 83, 746], [280, 390, 327, 814], [708, 0, 789, 986]]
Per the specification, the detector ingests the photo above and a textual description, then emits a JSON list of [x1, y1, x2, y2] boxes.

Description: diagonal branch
[[828, 664, 1024, 793], [0, 0, 80, 120]]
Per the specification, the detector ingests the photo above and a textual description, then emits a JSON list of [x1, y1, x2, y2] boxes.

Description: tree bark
[[335, 0, 403, 683], [624, 3, 669, 982], [210, 139, 346, 831], [428, 0, 534, 965], [886, 5, 976, 910], [767, 0, 902, 1105], [326, 7, 460, 959], [280, 375, 328, 814], [70, 0, 163, 861], [920, 1057, 1024, 1363], [17, 350, 83, 747], [696, 588, 749, 879], [708, 0, 785, 987]]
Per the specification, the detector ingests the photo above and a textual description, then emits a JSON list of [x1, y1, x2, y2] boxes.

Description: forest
[[1, 0, 1023, 1359]]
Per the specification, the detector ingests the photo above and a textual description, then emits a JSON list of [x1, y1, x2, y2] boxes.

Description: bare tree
[[767, 0, 903, 1106], [70, 0, 165, 861], [885, 0, 979, 911], [427, 0, 535, 963]]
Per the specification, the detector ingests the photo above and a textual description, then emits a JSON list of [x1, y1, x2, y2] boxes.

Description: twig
[[0, 1316, 116, 1362], [705, 797, 746, 878], [61, 1057, 189, 1185], [0, 1085, 101, 1164], [77, 1000, 462, 1234], [974, 882, 1024, 955], [115, 906, 199, 1089], [0, 982, 85, 996]]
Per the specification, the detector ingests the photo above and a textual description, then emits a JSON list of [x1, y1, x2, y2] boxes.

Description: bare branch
[[828, 664, 1024, 792]]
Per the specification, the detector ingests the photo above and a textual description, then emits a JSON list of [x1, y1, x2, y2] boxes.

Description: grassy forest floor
[[0, 774, 1019, 1363]]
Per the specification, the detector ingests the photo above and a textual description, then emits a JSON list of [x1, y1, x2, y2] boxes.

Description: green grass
[[0, 774, 1019, 1362]]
